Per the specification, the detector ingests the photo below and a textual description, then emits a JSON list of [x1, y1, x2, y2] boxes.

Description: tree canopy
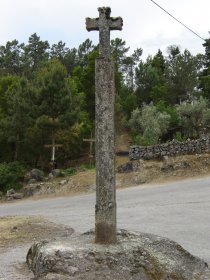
[[0, 32, 209, 168]]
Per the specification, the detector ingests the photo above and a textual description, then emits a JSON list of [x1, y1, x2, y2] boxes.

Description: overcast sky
[[0, 0, 209, 58]]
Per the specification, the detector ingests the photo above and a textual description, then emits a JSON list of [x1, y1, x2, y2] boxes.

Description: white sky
[[0, 0, 209, 58]]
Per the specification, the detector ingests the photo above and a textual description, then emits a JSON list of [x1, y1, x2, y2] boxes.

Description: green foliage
[[135, 47, 200, 106], [62, 167, 76, 176], [133, 134, 153, 146], [199, 33, 210, 98], [0, 76, 35, 161], [135, 54, 167, 106], [165, 47, 199, 104], [23, 33, 49, 76], [34, 59, 86, 160], [0, 40, 25, 76], [79, 163, 95, 171], [175, 97, 210, 138], [0, 33, 209, 167], [0, 162, 26, 192], [129, 104, 171, 145], [156, 101, 180, 129], [74, 49, 98, 121], [174, 132, 187, 142]]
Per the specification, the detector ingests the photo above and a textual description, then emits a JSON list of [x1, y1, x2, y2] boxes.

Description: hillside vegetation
[[0, 33, 209, 193]]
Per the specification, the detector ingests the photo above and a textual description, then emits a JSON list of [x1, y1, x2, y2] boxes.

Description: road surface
[[0, 176, 210, 279]]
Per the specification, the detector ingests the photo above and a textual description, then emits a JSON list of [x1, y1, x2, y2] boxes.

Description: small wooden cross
[[83, 131, 95, 166], [86, 7, 123, 58], [44, 144, 63, 161]]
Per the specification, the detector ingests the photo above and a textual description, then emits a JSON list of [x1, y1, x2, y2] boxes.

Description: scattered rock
[[11, 226, 18, 232], [10, 193, 23, 199], [23, 184, 42, 197], [51, 169, 63, 177], [27, 230, 210, 280], [59, 179, 68, 186], [25, 169, 44, 183], [117, 162, 133, 173], [5, 189, 23, 200], [48, 173, 54, 180], [174, 161, 191, 170], [161, 163, 174, 172], [6, 188, 15, 196], [28, 178, 37, 184], [134, 175, 147, 184]]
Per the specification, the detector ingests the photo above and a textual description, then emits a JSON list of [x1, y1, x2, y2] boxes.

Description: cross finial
[[98, 7, 111, 18], [86, 7, 123, 58]]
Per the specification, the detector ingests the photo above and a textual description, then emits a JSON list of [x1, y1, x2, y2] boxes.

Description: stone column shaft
[[95, 58, 116, 243]]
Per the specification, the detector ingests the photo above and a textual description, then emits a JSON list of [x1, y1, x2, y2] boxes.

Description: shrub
[[174, 132, 187, 142], [176, 97, 210, 138], [62, 167, 76, 176], [79, 163, 95, 171], [129, 104, 171, 145], [0, 162, 26, 192]]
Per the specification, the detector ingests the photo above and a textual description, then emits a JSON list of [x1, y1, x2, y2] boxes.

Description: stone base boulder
[[26, 230, 210, 280]]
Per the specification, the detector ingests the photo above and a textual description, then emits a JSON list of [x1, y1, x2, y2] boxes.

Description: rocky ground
[[0, 216, 74, 250]]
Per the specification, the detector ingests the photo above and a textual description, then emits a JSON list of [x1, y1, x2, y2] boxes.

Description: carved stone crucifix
[[86, 7, 123, 244], [86, 7, 123, 58]]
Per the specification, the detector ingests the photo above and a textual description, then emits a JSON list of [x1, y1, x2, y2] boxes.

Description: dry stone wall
[[129, 138, 210, 160]]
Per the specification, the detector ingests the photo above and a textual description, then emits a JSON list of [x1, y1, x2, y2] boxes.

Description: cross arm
[[86, 17, 99, 31], [109, 17, 123, 30]]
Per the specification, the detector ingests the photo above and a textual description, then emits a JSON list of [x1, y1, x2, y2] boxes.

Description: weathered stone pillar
[[95, 58, 116, 243], [86, 7, 122, 244]]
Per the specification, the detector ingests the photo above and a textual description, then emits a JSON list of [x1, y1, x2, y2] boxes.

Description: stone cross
[[86, 7, 123, 244], [86, 7, 123, 58]]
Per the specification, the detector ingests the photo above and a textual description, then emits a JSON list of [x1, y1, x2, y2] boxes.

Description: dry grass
[[0, 216, 73, 249]]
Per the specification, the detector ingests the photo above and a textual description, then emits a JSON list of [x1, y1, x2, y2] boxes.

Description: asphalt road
[[0, 175, 210, 278]]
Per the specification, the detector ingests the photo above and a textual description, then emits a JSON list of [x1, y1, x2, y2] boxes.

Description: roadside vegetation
[[0, 32, 209, 193]]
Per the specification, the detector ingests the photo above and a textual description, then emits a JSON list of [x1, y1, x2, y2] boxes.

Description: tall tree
[[199, 32, 210, 98], [0, 76, 34, 161], [73, 49, 98, 122], [135, 56, 161, 105], [0, 40, 24, 75], [35, 59, 85, 161], [77, 39, 94, 68], [63, 48, 78, 76], [122, 48, 142, 90], [23, 33, 49, 76], [50, 42, 78, 77], [150, 49, 168, 103], [165, 46, 199, 104], [50, 40, 68, 62]]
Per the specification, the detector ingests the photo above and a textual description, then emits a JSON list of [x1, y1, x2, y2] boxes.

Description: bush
[[62, 167, 76, 176], [129, 104, 171, 145], [174, 132, 187, 142], [0, 162, 26, 193], [176, 97, 210, 138], [134, 134, 153, 146], [79, 163, 95, 171]]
